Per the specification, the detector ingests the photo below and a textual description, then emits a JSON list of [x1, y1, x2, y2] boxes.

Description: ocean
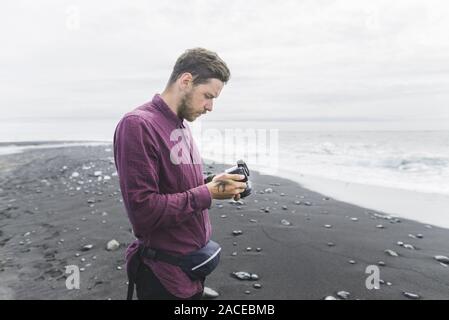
[[1, 118, 448, 228]]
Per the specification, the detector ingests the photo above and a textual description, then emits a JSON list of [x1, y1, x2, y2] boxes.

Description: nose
[[205, 101, 213, 112]]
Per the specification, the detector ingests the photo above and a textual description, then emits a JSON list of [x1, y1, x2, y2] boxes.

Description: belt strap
[[140, 247, 182, 266]]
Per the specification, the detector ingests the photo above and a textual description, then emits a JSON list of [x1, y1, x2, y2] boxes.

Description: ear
[[178, 72, 193, 90]]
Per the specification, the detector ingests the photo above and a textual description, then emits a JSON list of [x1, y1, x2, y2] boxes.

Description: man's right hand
[[206, 173, 247, 200]]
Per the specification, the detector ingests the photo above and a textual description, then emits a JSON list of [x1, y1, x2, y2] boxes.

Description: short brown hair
[[167, 48, 230, 86]]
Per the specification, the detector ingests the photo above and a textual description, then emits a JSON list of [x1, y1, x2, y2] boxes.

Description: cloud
[[0, 0, 448, 130]]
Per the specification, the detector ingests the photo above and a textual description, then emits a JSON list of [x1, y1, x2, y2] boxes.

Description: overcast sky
[[1, 0, 449, 130]]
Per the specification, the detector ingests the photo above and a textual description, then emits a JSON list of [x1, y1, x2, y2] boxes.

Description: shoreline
[[1, 140, 448, 230], [278, 171, 449, 230], [1, 140, 448, 231], [206, 159, 449, 231], [1, 145, 448, 299]]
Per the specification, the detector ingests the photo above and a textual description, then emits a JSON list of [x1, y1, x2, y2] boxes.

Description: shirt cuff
[[191, 184, 212, 210]]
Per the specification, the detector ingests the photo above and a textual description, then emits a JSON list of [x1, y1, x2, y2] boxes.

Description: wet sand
[[1, 144, 449, 300]]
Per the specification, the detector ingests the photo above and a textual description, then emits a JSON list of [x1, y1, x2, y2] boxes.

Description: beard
[[177, 90, 197, 122]]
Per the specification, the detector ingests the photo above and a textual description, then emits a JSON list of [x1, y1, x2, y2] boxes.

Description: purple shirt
[[113, 94, 212, 298]]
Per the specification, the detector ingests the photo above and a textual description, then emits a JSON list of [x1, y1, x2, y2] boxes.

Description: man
[[114, 48, 247, 300]]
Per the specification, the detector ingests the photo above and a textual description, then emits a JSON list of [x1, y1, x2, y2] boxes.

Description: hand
[[206, 173, 247, 200]]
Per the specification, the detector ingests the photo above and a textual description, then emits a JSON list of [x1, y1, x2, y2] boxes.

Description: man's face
[[177, 78, 224, 122]]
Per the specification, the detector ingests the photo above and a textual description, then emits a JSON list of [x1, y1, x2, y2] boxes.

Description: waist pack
[[140, 240, 222, 281]]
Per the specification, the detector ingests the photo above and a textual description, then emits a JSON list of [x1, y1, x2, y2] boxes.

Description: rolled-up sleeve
[[113, 115, 211, 237]]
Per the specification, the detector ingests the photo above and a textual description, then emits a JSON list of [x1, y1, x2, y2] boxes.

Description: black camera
[[224, 160, 252, 198]]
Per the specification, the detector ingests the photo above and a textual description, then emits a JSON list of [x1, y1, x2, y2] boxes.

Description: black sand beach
[[1, 144, 449, 300]]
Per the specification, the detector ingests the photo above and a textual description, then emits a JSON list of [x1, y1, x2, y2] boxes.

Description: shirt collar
[[151, 94, 185, 128]]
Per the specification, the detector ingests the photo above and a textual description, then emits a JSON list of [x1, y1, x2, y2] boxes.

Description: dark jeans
[[135, 262, 203, 300]]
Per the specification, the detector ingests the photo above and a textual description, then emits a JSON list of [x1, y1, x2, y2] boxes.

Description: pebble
[[87, 199, 96, 204], [94, 171, 102, 177], [232, 230, 243, 236], [324, 224, 332, 228], [246, 247, 252, 252], [294, 200, 301, 205], [336, 291, 350, 300], [106, 239, 120, 251], [202, 287, 219, 299], [281, 219, 291, 226], [327, 242, 335, 247], [264, 207, 270, 213], [81, 244, 94, 251], [264, 188, 273, 193], [324, 296, 337, 300], [250, 219, 257, 223], [434, 255, 449, 264], [348, 260, 356, 264], [376, 224, 384, 229], [231, 252, 237, 256], [244, 290, 251, 295], [303, 201, 312, 206], [250, 274, 259, 280], [75, 253, 80, 257], [220, 214, 227, 218], [256, 248, 262, 252], [282, 205, 288, 210], [71, 172, 80, 178], [280, 193, 285, 197], [397, 241, 404, 246], [116, 266, 122, 270], [253, 283, 262, 289], [416, 234, 423, 239], [232, 271, 251, 280], [378, 261, 386, 266], [403, 244, 415, 250], [385, 249, 399, 257], [402, 292, 420, 299], [81, 258, 86, 262], [350, 217, 358, 222]]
